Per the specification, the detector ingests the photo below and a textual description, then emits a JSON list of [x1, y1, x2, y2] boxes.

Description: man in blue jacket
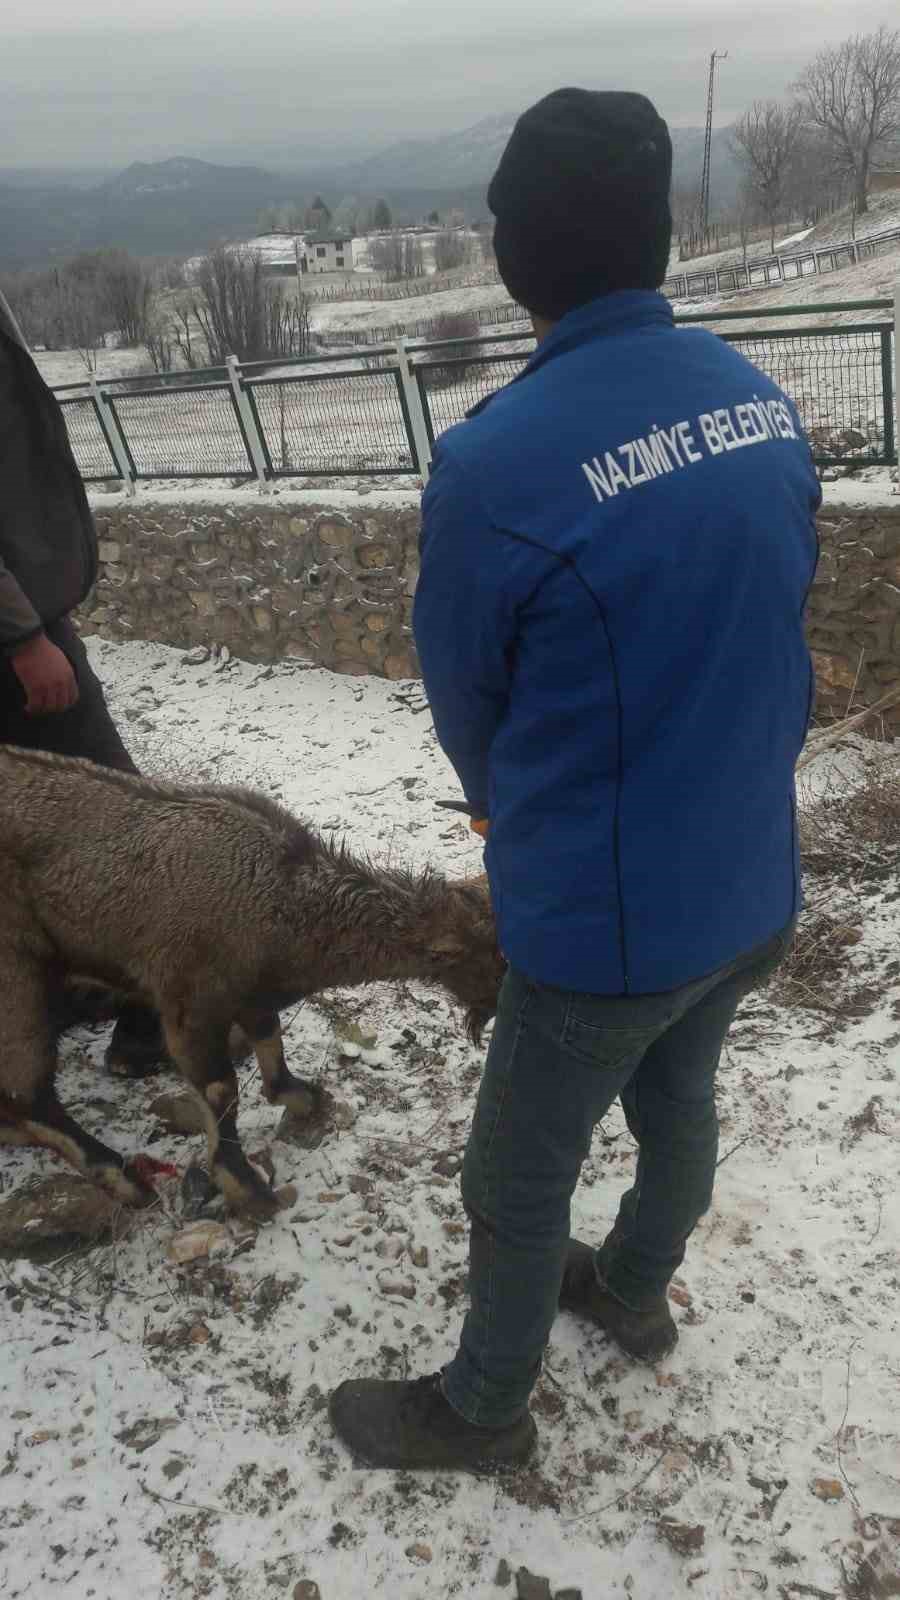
[[330, 88, 820, 1471]]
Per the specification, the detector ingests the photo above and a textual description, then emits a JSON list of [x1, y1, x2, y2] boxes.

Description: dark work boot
[[559, 1238, 678, 1361], [105, 1003, 170, 1079], [329, 1372, 537, 1472]]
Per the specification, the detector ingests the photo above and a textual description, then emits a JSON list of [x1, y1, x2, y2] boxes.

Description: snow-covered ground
[[802, 193, 900, 250], [773, 227, 815, 252], [671, 194, 900, 279], [1, 638, 898, 1600], [308, 279, 514, 335], [36, 344, 159, 390]]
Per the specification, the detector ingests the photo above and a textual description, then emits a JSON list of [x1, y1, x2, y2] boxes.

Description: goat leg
[[0, 959, 153, 1206], [162, 1007, 279, 1220], [239, 1010, 323, 1121], [19, 1089, 157, 1207], [0, 966, 152, 1203]]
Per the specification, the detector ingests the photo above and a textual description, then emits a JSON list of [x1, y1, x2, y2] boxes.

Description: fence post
[[225, 355, 270, 492], [89, 375, 135, 496], [395, 337, 432, 482]]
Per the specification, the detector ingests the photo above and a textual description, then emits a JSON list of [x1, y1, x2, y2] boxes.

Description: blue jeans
[[442, 926, 792, 1427]]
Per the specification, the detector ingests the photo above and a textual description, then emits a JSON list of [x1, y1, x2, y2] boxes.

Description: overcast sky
[[3, 0, 892, 170]]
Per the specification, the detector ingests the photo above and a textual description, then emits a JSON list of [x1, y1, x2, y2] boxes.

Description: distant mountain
[[96, 156, 272, 202], [334, 114, 741, 206], [0, 157, 301, 271], [0, 119, 743, 273], [341, 113, 518, 191]]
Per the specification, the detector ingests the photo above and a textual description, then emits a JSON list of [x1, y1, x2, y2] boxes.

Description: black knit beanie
[[488, 88, 673, 320]]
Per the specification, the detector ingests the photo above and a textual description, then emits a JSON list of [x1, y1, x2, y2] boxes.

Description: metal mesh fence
[[416, 352, 531, 444], [719, 326, 894, 463], [108, 383, 253, 478], [248, 370, 415, 475], [58, 396, 119, 480], [50, 312, 897, 481]]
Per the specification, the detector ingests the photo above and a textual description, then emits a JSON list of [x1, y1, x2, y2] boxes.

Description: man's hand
[[11, 632, 79, 715]]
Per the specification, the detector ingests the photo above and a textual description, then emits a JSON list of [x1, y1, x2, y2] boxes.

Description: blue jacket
[[413, 291, 820, 995]]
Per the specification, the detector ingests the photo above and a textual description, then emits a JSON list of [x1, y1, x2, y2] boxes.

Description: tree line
[[0, 245, 313, 374], [255, 194, 395, 238], [677, 25, 900, 260]]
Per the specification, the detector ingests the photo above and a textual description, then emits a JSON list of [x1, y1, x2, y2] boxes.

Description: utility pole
[[700, 49, 728, 238]]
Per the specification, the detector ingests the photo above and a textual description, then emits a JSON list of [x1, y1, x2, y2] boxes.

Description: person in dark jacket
[[329, 88, 820, 1472], [0, 286, 164, 1073]]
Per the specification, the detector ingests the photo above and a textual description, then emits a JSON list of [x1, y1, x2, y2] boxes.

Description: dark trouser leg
[[599, 928, 793, 1309], [442, 969, 667, 1427], [442, 927, 793, 1427], [596, 978, 741, 1309]]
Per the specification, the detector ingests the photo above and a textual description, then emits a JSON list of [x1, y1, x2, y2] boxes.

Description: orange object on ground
[[470, 818, 489, 839]]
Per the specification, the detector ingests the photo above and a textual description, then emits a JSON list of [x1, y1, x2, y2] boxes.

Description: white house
[[301, 237, 355, 274]]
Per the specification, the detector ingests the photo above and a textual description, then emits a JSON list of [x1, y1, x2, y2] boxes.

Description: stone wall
[[81, 493, 900, 724], [83, 498, 421, 679], [808, 500, 900, 728]]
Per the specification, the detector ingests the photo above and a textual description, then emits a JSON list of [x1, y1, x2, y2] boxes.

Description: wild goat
[[0, 747, 503, 1218]]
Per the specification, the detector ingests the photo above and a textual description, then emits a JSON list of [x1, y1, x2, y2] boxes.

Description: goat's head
[[424, 875, 505, 1044]]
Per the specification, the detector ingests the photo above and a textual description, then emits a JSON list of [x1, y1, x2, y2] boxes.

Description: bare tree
[[734, 182, 761, 272], [671, 183, 705, 259], [145, 313, 178, 375], [793, 26, 900, 216], [52, 272, 106, 372], [188, 248, 311, 365], [433, 230, 472, 272], [0, 270, 58, 347], [96, 250, 152, 347], [368, 235, 404, 281], [473, 220, 495, 265], [160, 257, 188, 291], [368, 233, 424, 282], [731, 101, 805, 253], [172, 302, 201, 370], [429, 311, 480, 386], [782, 130, 846, 225], [401, 235, 425, 279], [4, 250, 159, 354]]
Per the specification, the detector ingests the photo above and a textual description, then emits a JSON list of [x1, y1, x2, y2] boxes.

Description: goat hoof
[[100, 1162, 157, 1209], [212, 1158, 279, 1222], [281, 1081, 323, 1121], [238, 1187, 280, 1223]]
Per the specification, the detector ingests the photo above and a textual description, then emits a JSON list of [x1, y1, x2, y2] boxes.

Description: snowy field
[[1, 638, 898, 1600], [308, 279, 514, 335], [670, 193, 900, 280], [26, 232, 900, 491]]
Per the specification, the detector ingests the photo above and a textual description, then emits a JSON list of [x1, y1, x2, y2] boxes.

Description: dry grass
[[772, 910, 865, 1013], [772, 763, 900, 1017], [801, 770, 900, 887]]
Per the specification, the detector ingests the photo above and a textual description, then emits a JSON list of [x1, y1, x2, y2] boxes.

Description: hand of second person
[[11, 632, 79, 715]]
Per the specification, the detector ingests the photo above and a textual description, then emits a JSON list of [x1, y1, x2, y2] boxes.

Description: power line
[[700, 49, 729, 236]]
